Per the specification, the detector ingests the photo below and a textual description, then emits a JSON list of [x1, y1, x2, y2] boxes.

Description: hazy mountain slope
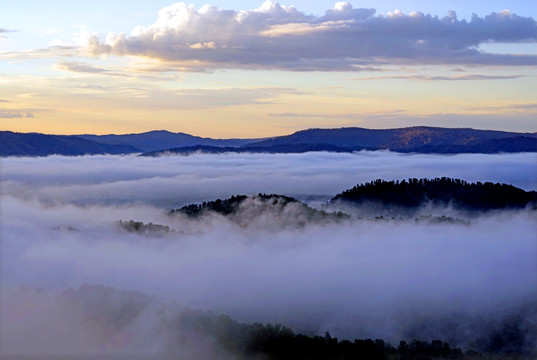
[[402, 135, 537, 154], [0, 131, 140, 156], [142, 136, 537, 156], [245, 126, 537, 151], [9, 284, 518, 360], [78, 130, 259, 152], [5, 127, 537, 156], [140, 143, 352, 156]]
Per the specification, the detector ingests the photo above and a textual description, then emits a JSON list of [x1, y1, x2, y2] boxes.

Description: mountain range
[[2, 126, 536, 157], [78, 130, 255, 152]]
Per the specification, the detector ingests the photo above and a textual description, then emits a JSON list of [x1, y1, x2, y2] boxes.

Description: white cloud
[[189, 41, 216, 49], [356, 74, 528, 81], [1, 152, 535, 207], [84, 2, 537, 71], [1, 152, 536, 356]]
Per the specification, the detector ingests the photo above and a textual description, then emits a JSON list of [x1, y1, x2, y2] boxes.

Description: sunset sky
[[1, 1, 536, 137]]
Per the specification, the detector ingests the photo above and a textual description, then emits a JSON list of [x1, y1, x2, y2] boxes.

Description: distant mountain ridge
[[2, 126, 537, 156], [0, 131, 140, 157], [139, 143, 352, 156], [143, 126, 537, 156], [244, 126, 537, 152], [78, 130, 257, 152]]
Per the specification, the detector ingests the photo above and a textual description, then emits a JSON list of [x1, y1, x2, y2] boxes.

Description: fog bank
[[1, 152, 536, 357], [1, 152, 535, 207]]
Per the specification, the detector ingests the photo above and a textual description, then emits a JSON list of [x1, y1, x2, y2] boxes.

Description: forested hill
[[171, 194, 349, 226], [244, 127, 537, 153], [52, 284, 529, 360], [169, 179, 536, 223], [331, 178, 537, 211], [4, 126, 537, 156], [173, 194, 297, 216], [140, 143, 351, 156], [78, 130, 256, 152], [0, 131, 140, 156]]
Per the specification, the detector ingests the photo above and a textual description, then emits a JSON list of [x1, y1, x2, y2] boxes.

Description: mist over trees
[[2, 153, 536, 359], [171, 194, 349, 227], [167, 179, 537, 224], [332, 178, 537, 211], [4, 284, 533, 359]]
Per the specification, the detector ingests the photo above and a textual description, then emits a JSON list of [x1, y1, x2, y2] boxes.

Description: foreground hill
[[245, 126, 537, 153], [332, 178, 537, 211], [78, 130, 258, 152], [0, 131, 140, 156], [13, 284, 531, 359]]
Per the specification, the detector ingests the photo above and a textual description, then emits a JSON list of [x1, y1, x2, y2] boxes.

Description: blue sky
[[1, 1, 536, 136]]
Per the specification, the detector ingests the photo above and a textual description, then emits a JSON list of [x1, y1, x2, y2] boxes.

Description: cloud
[[0, 28, 15, 38], [356, 74, 529, 81], [267, 112, 362, 119], [1, 153, 536, 356], [54, 60, 111, 74], [2, 152, 535, 207], [0, 45, 77, 60], [53, 60, 180, 80], [84, 2, 537, 71], [472, 102, 537, 112], [0, 110, 35, 118]]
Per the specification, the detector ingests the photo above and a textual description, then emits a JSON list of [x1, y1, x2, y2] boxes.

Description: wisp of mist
[[1, 151, 536, 357]]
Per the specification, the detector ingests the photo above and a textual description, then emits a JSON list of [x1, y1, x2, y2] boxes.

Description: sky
[[1, 1, 536, 137]]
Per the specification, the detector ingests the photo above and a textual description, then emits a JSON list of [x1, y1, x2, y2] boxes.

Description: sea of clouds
[[1, 151, 536, 357]]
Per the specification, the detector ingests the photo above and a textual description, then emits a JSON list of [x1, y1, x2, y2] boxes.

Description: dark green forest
[[168, 179, 536, 221], [331, 178, 537, 211], [177, 312, 468, 360], [171, 194, 349, 223], [69, 284, 535, 360], [172, 194, 296, 216]]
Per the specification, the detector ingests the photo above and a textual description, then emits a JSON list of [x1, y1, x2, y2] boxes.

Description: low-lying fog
[[1, 151, 536, 357], [2, 151, 536, 206]]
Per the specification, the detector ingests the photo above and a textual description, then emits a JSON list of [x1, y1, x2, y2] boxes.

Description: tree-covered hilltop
[[56, 284, 534, 360], [169, 179, 536, 225], [116, 220, 176, 236], [172, 194, 260, 216], [172, 194, 301, 216], [171, 194, 349, 225], [332, 178, 537, 211], [178, 314, 469, 360]]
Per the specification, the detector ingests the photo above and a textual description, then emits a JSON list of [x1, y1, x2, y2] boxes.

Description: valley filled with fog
[[1, 151, 536, 357]]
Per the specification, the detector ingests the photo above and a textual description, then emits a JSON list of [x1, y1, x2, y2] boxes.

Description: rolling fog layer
[[1, 151, 536, 206], [1, 151, 537, 356]]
